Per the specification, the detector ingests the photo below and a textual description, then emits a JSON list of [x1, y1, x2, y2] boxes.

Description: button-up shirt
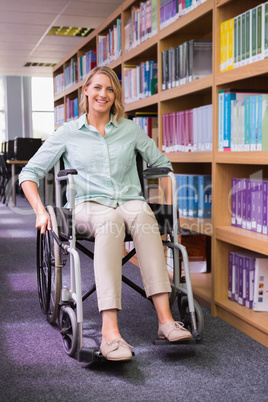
[[19, 113, 172, 207]]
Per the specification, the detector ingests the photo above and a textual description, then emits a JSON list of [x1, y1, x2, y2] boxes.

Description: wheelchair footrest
[[78, 347, 105, 363], [153, 338, 198, 346]]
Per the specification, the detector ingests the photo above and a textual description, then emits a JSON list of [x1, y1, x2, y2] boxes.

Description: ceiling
[[0, 0, 125, 78]]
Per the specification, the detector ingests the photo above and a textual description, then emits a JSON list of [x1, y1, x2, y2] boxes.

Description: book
[[198, 175, 212, 219], [253, 257, 268, 311]]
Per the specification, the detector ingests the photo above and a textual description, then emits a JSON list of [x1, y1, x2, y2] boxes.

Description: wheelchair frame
[[36, 163, 204, 363]]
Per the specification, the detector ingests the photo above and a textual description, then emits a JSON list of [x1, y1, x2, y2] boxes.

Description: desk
[[6, 160, 28, 206]]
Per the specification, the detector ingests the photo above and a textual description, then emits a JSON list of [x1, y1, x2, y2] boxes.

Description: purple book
[[250, 180, 258, 232], [246, 179, 252, 230], [231, 179, 237, 227], [241, 179, 247, 229], [256, 180, 263, 234], [228, 252, 234, 300], [236, 179, 242, 227], [234, 253, 239, 302], [238, 254, 245, 306], [245, 255, 255, 309], [263, 180, 268, 235]]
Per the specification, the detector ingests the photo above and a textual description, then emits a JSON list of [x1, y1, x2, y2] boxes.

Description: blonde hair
[[80, 66, 124, 123]]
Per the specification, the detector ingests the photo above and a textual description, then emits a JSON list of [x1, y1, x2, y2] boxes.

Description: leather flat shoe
[[100, 338, 133, 361], [158, 321, 192, 342]]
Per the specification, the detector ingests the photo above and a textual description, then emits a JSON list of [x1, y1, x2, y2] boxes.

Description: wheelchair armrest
[[143, 167, 172, 178], [57, 169, 78, 177]]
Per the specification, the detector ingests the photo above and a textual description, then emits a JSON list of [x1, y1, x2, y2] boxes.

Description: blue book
[[218, 90, 224, 151], [244, 97, 251, 151], [257, 94, 263, 150], [250, 96, 257, 151], [176, 174, 187, 217], [223, 91, 236, 149], [187, 175, 199, 218], [198, 175, 212, 219]]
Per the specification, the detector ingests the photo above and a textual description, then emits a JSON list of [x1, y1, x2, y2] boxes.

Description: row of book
[[160, 0, 208, 29], [231, 178, 268, 236], [175, 174, 212, 219], [218, 90, 268, 152], [228, 251, 268, 311], [53, 57, 78, 95], [220, 2, 268, 72], [124, 60, 158, 103], [124, 0, 158, 52], [54, 104, 65, 126], [132, 115, 158, 145], [162, 104, 212, 153], [78, 50, 96, 81], [66, 98, 79, 122], [162, 39, 212, 91], [97, 19, 122, 66]]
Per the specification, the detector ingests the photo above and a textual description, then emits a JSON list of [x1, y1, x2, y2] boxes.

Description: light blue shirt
[[19, 113, 172, 207]]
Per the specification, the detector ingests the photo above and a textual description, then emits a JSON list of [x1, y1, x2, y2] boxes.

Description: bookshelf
[[52, 0, 268, 347]]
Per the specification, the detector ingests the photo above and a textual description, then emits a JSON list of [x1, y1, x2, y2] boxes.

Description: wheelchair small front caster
[[177, 295, 204, 341], [59, 305, 78, 356]]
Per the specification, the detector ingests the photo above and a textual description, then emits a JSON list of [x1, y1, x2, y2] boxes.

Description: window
[[0, 76, 5, 147], [31, 77, 54, 140]]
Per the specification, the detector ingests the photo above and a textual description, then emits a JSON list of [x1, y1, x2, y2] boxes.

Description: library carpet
[[0, 196, 267, 402]]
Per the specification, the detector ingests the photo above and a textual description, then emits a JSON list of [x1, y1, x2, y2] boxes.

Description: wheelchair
[[36, 154, 204, 363]]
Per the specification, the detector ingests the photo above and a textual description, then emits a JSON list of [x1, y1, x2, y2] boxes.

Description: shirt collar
[[78, 113, 118, 130]]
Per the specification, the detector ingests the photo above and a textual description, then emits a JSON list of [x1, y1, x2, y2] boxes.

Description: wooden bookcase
[[52, 0, 268, 347]]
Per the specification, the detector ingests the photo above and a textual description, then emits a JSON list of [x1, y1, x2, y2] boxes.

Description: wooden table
[[6, 160, 28, 206]]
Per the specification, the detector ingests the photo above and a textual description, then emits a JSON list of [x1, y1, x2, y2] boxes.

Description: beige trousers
[[75, 200, 171, 312]]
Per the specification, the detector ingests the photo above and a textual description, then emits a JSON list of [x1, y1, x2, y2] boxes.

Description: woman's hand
[[36, 210, 52, 235]]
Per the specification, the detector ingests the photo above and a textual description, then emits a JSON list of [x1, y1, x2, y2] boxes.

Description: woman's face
[[84, 73, 115, 118]]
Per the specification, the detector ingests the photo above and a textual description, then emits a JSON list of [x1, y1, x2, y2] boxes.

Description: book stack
[[78, 50, 96, 80], [64, 57, 78, 89], [218, 90, 268, 152], [66, 98, 79, 121], [53, 73, 65, 96], [160, 0, 207, 29], [124, 61, 158, 103], [97, 19, 122, 66], [175, 174, 212, 218], [162, 104, 212, 153], [231, 178, 268, 235], [132, 113, 158, 145], [228, 251, 268, 311], [161, 39, 212, 91], [220, 2, 268, 72], [124, 0, 158, 52], [54, 104, 65, 126]]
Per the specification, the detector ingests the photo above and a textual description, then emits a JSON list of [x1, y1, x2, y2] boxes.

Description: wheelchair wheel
[[36, 206, 62, 324], [177, 295, 204, 341], [59, 306, 78, 357], [36, 229, 51, 316]]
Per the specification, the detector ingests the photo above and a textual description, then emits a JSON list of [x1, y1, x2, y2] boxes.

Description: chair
[[36, 154, 204, 363], [0, 153, 11, 205]]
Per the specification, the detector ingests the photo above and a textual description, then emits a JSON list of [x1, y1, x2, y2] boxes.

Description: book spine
[[263, 180, 268, 235]]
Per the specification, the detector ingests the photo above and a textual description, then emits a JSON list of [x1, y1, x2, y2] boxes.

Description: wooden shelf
[[159, 0, 213, 40], [215, 226, 268, 256], [191, 273, 211, 309], [180, 217, 213, 236], [124, 93, 159, 112], [215, 59, 268, 85], [215, 151, 268, 165], [215, 299, 268, 347], [166, 151, 213, 163], [160, 75, 213, 101]]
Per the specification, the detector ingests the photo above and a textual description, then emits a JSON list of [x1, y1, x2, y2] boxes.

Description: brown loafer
[[100, 338, 133, 361], [158, 321, 193, 342]]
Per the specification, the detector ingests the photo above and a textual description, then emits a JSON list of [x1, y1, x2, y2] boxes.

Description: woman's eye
[[108, 88, 114, 92]]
